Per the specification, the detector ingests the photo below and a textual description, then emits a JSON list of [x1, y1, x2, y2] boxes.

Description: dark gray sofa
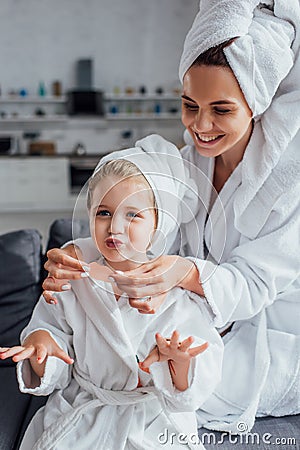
[[0, 219, 299, 450]]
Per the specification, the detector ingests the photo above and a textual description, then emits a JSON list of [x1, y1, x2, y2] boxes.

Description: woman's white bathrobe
[[17, 271, 223, 450], [74, 131, 300, 434], [180, 137, 300, 433]]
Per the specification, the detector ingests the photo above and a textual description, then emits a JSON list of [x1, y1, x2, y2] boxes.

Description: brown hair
[[192, 38, 237, 68]]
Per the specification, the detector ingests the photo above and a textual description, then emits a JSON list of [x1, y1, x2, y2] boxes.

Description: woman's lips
[[105, 238, 124, 249], [193, 131, 225, 147]]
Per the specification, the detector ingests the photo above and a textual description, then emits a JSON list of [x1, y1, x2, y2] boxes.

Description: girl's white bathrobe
[[17, 270, 223, 450]]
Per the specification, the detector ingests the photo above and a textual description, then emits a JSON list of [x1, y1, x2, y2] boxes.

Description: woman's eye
[[96, 210, 110, 217], [214, 108, 231, 114], [183, 102, 199, 111]]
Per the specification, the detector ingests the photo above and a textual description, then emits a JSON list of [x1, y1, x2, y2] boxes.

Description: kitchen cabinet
[[0, 157, 72, 212]]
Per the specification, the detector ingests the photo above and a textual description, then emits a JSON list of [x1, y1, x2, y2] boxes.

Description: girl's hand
[[109, 255, 203, 313], [43, 245, 90, 305], [140, 330, 208, 391], [0, 330, 73, 378]]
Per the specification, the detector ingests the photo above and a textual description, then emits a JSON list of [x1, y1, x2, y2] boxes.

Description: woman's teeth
[[197, 134, 220, 142]]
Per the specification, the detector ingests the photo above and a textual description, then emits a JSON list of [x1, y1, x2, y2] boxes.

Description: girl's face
[[90, 175, 156, 271], [182, 65, 253, 161]]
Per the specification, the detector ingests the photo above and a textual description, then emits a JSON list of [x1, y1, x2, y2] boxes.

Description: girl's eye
[[127, 211, 139, 218], [182, 102, 199, 111], [214, 108, 231, 114], [96, 210, 110, 217]]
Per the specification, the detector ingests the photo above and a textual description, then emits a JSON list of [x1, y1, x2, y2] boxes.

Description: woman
[[43, 0, 300, 433]]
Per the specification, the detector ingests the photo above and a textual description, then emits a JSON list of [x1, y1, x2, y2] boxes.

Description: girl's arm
[[140, 330, 208, 391], [0, 330, 73, 378]]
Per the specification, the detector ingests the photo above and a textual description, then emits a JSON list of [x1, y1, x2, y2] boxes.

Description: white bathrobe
[[17, 267, 223, 450], [180, 137, 300, 433], [74, 130, 300, 433]]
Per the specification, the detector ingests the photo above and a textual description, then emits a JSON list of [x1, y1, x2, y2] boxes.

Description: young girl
[[1, 135, 223, 450]]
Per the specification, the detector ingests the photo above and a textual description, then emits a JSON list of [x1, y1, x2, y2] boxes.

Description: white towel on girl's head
[[93, 134, 199, 257], [180, 0, 300, 229]]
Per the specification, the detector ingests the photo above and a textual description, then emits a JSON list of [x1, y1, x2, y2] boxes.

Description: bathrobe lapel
[[71, 278, 138, 380]]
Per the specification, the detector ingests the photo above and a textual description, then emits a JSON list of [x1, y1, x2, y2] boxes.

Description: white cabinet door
[[0, 157, 70, 211]]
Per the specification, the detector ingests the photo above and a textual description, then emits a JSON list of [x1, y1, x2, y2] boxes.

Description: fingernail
[[49, 299, 57, 305], [81, 272, 89, 278], [82, 265, 90, 272], [108, 276, 116, 284], [115, 270, 124, 275], [62, 284, 71, 291]]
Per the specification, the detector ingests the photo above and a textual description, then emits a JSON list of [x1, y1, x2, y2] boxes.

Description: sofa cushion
[[46, 218, 90, 252], [198, 415, 300, 449], [0, 229, 42, 368]]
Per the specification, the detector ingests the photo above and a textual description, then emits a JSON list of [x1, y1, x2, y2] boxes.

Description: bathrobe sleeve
[[142, 290, 223, 413], [17, 291, 74, 396], [191, 184, 300, 328]]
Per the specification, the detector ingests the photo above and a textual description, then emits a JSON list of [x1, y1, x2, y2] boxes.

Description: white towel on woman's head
[[180, 0, 300, 226]]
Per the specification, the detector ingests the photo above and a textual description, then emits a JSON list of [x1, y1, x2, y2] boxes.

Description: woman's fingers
[[45, 248, 86, 270], [42, 276, 72, 293], [42, 290, 58, 305], [128, 298, 154, 313]]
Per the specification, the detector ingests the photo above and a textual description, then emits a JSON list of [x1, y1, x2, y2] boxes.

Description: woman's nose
[[194, 109, 213, 132]]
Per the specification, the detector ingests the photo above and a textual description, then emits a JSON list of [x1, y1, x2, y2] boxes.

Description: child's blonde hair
[[87, 159, 157, 224]]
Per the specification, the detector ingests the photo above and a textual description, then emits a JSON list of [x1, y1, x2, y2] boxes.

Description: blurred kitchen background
[[0, 0, 198, 246]]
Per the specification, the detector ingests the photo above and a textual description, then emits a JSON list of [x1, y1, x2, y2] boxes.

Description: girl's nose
[[194, 109, 213, 132], [109, 214, 125, 235]]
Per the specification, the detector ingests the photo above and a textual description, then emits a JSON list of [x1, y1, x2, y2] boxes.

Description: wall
[[0, 0, 198, 95], [0, 0, 198, 243]]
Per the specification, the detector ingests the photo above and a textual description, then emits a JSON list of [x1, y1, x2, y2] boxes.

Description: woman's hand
[[43, 245, 90, 305], [140, 330, 208, 391], [110, 255, 204, 313], [0, 330, 73, 378]]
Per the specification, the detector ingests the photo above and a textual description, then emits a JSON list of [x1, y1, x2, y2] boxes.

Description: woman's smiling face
[[182, 64, 253, 161]]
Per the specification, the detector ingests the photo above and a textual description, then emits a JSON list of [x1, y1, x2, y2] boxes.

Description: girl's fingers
[[155, 333, 169, 351], [140, 347, 159, 369], [53, 347, 74, 365], [170, 330, 180, 350], [179, 336, 194, 352], [36, 345, 48, 364], [0, 346, 25, 359], [12, 346, 35, 362], [0, 347, 10, 353], [189, 342, 209, 357]]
